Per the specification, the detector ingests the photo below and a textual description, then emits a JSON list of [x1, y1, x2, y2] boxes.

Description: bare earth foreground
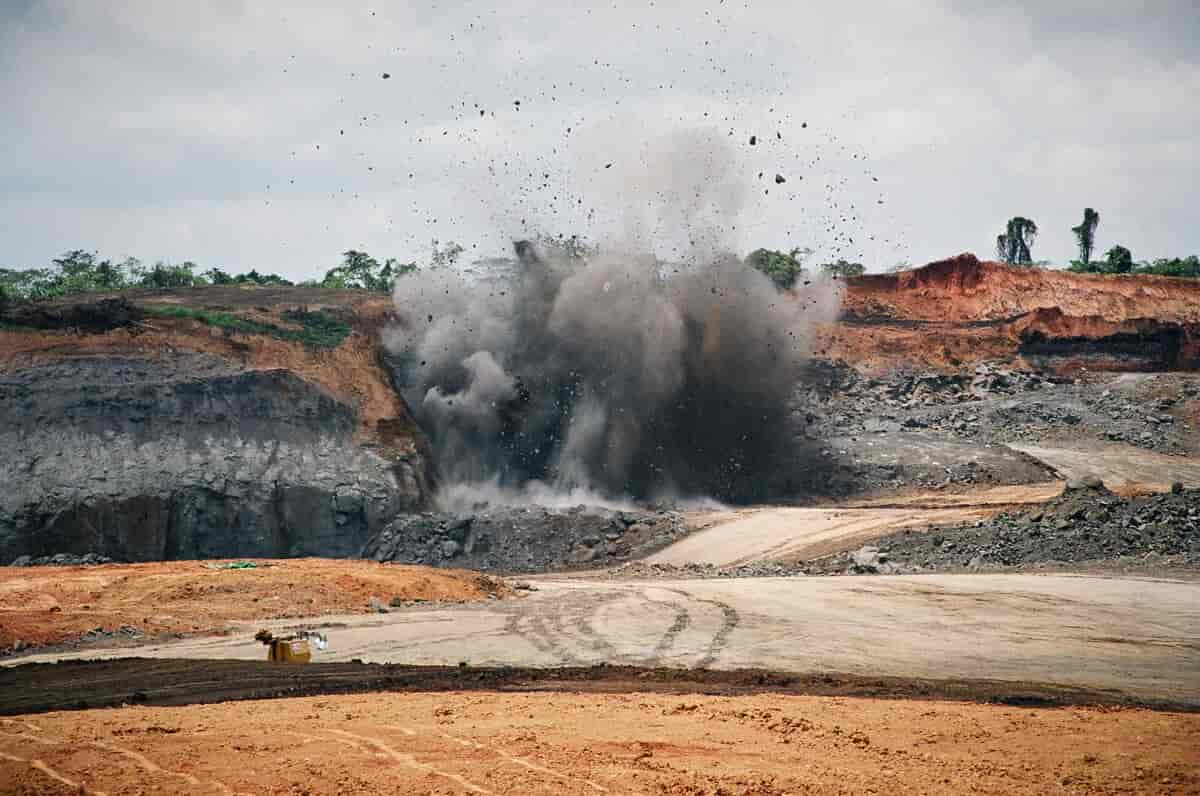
[[1, 690, 1197, 795]]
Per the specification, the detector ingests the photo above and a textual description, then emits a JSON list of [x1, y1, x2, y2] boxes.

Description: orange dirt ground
[[0, 691, 1196, 795], [0, 559, 509, 649]]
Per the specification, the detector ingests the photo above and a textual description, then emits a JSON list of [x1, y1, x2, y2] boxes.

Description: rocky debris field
[[8, 552, 114, 567], [795, 362, 1200, 459], [808, 480, 1200, 575], [361, 506, 686, 573]]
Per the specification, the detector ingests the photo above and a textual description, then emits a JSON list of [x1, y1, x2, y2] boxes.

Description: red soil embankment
[[845, 253, 1200, 324], [821, 254, 1200, 373]]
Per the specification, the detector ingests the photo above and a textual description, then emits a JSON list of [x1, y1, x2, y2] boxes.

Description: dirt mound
[[0, 558, 509, 652]]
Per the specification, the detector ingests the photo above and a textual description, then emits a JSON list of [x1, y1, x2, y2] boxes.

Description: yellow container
[[267, 638, 312, 664]]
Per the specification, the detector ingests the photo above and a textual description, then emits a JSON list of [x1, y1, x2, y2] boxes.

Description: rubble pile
[[9, 553, 114, 567], [607, 560, 805, 580], [795, 361, 1197, 457], [361, 506, 686, 573], [812, 480, 1200, 574]]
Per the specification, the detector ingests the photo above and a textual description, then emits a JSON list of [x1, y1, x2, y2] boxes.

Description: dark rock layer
[[1, 353, 431, 563]]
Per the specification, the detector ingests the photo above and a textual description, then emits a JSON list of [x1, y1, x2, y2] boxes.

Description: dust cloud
[[386, 130, 840, 508]]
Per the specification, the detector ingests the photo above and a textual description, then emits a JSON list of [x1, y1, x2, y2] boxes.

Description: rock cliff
[[0, 288, 433, 563]]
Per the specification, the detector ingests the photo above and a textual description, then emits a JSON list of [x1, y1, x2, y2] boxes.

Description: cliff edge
[[0, 287, 434, 563]]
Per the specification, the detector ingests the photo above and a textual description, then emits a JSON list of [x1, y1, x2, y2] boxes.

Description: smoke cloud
[[387, 130, 840, 507]]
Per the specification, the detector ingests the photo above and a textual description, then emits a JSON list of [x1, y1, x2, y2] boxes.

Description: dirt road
[[1010, 443, 1200, 490], [2, 688, 1196, 795], [11, 574, 1199, 707], [652, 483, 1063, 567]]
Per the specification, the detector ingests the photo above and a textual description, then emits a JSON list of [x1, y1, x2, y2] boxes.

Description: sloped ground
[[0, 559, 508, 651]]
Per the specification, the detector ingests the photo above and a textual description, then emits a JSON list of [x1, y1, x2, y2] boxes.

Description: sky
[[1, 0, 1197, 280]]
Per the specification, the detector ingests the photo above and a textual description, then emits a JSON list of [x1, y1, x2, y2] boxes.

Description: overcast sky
[[1, 0, 1196, 280]]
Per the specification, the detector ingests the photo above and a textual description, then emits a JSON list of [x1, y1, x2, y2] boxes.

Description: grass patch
[[144, 305, 351, 348]]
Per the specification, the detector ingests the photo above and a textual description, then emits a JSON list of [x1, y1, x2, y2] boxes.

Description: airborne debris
[[774, 174, 786, 184], [388, 132, 839, 503]]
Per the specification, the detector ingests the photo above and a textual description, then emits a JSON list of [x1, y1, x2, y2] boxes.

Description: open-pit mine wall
[[828, 255, 1200, 373], [0, 291, 434, 564]]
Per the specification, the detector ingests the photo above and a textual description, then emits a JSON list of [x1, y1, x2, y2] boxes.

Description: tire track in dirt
[[0, 727, 249, 795], [502, 590, 627, 665], [636, 589, 691, 659], [657, 588, 739, 668], [566, 593, 624, 661], [327, 728, 493, 794], [505, 611, 582, 664], [0, 749, 110, 796], [91, 740, 246, 795], [437, 728, 614, 793]]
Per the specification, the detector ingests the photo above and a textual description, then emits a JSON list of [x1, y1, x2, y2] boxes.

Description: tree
[[0, 267, 54, 298], [819, 259, 866, 279], [50, 250, 129, 293], [234, 269, 293, 286], [995, 217, 1038, 265], [745, 247, 812, 289], [1103, 245, 1133, 274], [1071, 208, 1100, 266], [205, 267, 235, 285], [137, 261, 204, 288], [320, 250, 412, 291], [1135, 256, 1200, 278]]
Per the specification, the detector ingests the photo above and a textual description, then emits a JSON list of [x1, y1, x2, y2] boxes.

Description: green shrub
[[143, 305, 351, 348]]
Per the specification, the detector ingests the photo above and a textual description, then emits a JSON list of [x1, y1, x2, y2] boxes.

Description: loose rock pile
[[606, 560, 804, 580], [9, 553, 114, 567], [795, 361, 1197, 457], [811, 480, 1200, 574], [361, 506, 685, 573]]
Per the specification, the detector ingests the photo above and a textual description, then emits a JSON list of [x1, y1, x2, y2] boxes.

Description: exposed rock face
[[1, 352, 430, 563]]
